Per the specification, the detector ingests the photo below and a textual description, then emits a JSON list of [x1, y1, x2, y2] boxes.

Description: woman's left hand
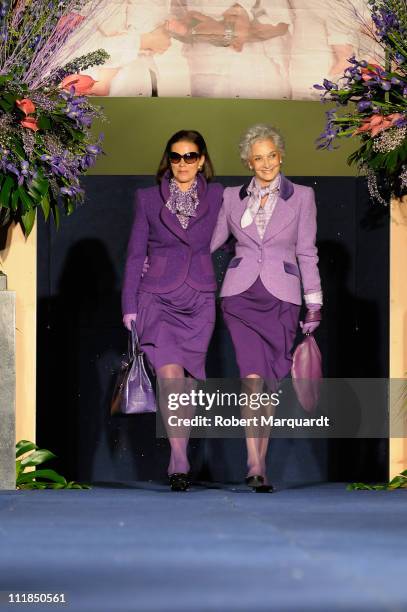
[[300, 304, 322, 334], [300, 320, 320, 334]]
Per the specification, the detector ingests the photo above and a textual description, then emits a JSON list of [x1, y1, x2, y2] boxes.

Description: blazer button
[[257, 259, 262, 263]]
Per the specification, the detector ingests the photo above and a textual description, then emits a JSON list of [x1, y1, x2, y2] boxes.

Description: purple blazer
[[122, 174, 224, 315], [210, 175, 322, 306]]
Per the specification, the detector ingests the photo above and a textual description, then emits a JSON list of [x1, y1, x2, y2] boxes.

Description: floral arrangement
[[0, 0, 108, 235], [315, 0, 407, 203]]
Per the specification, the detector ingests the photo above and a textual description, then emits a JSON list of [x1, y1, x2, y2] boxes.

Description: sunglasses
[[169, 151, 200, 164]]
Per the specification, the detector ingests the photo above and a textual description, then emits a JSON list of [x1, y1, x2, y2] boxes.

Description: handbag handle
[[130, 319, 142, 357]]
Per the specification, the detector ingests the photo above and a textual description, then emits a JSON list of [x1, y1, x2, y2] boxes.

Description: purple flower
[[323, 79, 338, 91], [86, 144, 101, 155], [357, 100, 372, 111], [380, 80, 392, 91], [61, 185, 84, 198]]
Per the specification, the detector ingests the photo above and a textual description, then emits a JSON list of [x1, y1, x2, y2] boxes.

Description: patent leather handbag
[[111, 321, 157, 415], [291, 333, 322, 413]]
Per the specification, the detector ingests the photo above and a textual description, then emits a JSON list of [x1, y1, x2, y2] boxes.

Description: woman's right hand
[[123, 313, 137, 331]]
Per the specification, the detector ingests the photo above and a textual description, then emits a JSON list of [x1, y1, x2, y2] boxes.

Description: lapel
[[158, 173, 209, 243], [186, 173, 209, 230], [262, 174, 296, 243], [231, 182, 262, 245]]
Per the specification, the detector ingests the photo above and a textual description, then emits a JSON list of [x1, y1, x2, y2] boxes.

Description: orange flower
[[56, 13, 85, 33], [20, 117, 39, 132], [16, 98, 36, 115], [355, 113, 402, 137], [60, 74, 96, 95], [360, 64, 384, 81]]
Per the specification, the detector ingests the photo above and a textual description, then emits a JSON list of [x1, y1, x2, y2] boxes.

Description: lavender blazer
[[122, 174, 224, 315], [210, 175, 322, 306]]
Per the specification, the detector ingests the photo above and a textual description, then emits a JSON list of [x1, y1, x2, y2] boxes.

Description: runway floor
[[0, 483, 407, 612]]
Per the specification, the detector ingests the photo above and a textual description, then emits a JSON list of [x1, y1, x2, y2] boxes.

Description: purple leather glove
[[300, 303, 321, 334], [123, 313, 137, 331]]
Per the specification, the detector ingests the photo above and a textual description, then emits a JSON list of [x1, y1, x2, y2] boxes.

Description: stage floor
[[0, 483, 406, 611]]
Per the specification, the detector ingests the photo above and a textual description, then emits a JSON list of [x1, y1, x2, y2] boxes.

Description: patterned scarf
[[166, 178, 199, 229]]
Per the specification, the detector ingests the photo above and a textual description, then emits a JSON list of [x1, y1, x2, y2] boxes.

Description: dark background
[[37, 175, 389, 486]]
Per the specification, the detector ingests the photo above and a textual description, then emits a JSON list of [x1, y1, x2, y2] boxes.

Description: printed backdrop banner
[[56, 0, 380, 100]]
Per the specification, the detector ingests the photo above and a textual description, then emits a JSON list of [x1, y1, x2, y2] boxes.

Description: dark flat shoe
[[169, 473, 190, 492], [254, 484, 274, 493], [245, 475, 264, 489]]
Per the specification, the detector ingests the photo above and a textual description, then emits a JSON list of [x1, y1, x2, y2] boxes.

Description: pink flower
[[360, 64, 385, 81], [16, 98, 36, 115], [56, 13, 85, 33], [20, 117, 39, 132], [355, 113, 402, 137], [60, 74, 96, 95]]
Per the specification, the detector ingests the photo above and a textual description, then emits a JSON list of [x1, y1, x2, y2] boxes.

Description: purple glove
[[123, 313, 137, 331], [300, 303, 321, 335]]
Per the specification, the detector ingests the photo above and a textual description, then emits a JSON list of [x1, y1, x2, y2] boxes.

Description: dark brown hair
[[156, 130, 215, 183]]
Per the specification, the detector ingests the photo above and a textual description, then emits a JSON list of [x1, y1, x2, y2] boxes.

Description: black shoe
[[245, 474, 264, 489], [254, 484, 274, 493], [169, 473, 190, 492]]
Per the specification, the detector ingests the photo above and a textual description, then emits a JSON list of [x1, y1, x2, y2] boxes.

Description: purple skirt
[[221, 276, 300, 381], [136, 283, 215, 379]]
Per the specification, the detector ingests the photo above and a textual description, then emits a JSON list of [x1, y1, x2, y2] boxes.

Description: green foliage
[[347, 469, 407, 491], [16, 440, 90, 490]]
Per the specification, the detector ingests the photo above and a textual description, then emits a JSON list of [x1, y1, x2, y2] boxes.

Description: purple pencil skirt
[[221, 276, 300, 381], [136, 283, 215, 379]]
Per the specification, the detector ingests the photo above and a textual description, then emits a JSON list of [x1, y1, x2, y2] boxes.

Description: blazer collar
[[159, 172, 208, 243], [239, 173, 294, 201], [235, 174, 296, 244]]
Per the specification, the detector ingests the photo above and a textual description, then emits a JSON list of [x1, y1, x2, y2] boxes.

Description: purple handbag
[[111, 321, 157, 415], [291, 333, 322, 413]]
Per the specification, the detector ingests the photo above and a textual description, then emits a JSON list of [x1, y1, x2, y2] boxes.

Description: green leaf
[[347, 483, 369, 490], [16, 440, 38, 458], [10, 189, 19, 211], [13, 142, 25, 160], [21, 207, 36, 236], [0, 99, 13, 112], [17, 186, 35, 211], [31, 177, 49, 197], [51, 203, 60, 230], [0, 75, 12, 86], [40, 193, 50, 221], [15, 460, 23, 479], [20, 448, 56, 467], [37, 116, 51, 130], [66, 200, 75, 215], [0, 176, 14, 208], [17, 469, 67, 485], [4, 92, 17, 105]]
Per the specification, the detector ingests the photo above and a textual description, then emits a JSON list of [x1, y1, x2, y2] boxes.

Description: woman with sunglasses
[[122, 130, 223, 491], [210, 124, 322, 492]]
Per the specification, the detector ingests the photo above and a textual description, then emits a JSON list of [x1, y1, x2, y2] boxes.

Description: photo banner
[[55, 0, 380, 100]]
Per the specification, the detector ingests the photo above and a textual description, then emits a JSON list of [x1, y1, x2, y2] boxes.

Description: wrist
[[305, 309, 322, 323]]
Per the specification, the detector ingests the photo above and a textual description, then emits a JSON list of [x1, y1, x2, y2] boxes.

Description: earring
[[198, 166, 203, 171], [280, 161, 282, 164]]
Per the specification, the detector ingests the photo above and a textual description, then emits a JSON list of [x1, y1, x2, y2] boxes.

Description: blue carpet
[[0, 483, 406, 612]]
